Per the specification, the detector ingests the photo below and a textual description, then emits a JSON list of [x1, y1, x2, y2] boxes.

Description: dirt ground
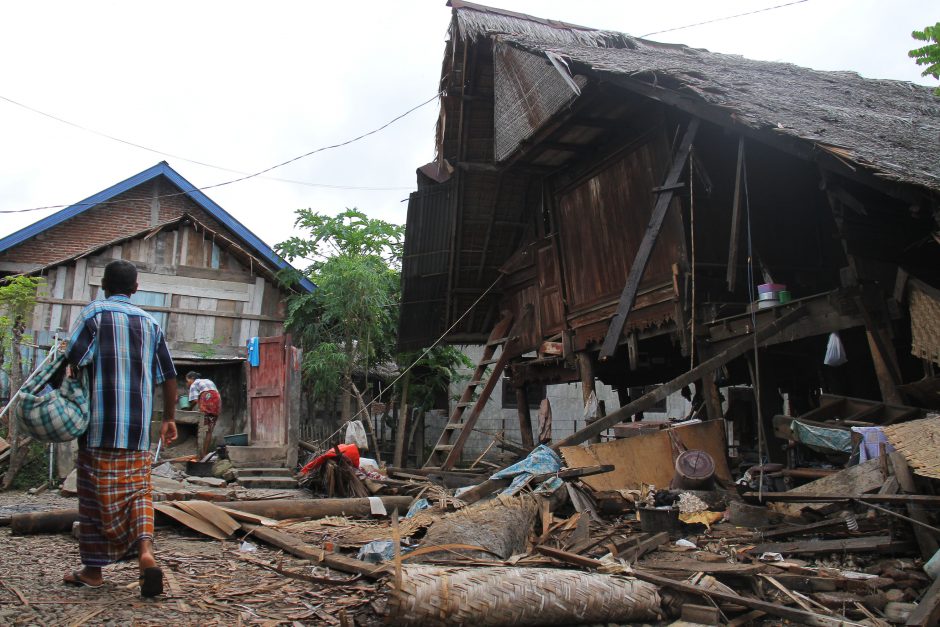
[[0, 491, 386, 626]]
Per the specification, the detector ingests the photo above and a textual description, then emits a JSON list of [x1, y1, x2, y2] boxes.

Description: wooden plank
[[726, 137, 746, 292], [748, 535, 906, 556], [905, 573, 940, 626], [766, 458, 886, 517], [555, 305, 806, 448], [643, 559, 766, 575], [243, 524, 387, 579], [633, 569, 867, 627], [747, 492, 940, 505], [171, 501, 240, 536], [48, 266, 68, 332], [193, 298, 217, 343], [87, 267, 251, 301], [35, 297, 283, 322], [617, 531, 669, 562], [154, 502, 229, 540], [214, 506, 278, 527], [69, 258, 90, 328], [599, 118, 699, 360]]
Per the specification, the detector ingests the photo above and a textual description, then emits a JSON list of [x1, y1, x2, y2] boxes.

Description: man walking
[[63, 260, 178, 598]]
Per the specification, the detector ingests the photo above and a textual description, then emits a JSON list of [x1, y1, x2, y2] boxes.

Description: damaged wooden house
[[399, 0, 940, 470], [0, 161, 310, 472]]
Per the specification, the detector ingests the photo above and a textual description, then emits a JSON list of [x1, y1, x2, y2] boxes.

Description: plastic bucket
[[224, 433, 248, 446]]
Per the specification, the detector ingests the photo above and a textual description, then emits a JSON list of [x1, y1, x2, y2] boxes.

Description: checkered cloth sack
[[14, 351, 89, 442]]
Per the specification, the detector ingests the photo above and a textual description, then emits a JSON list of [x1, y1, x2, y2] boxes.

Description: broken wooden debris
[[243, 523, 387, 579]]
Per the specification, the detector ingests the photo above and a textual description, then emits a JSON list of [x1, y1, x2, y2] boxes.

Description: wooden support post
[[600, 118, 700, 360], [700, 371, 724, 421], [747, 350, 786, 464], [515, 385, 535, 450], [726, 137, 746, 292], [577, 352, 600, 443], [554, 306, 806, 449], [889, 452, 940, 561], [854, 296, 904, 405], [393, 371, 411, 468]]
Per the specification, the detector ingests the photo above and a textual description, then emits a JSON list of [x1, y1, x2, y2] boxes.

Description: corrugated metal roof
[[0, 161, 315, 292]]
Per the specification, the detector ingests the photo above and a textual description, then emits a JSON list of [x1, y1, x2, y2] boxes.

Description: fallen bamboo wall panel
[[385, 565, 662, 626]]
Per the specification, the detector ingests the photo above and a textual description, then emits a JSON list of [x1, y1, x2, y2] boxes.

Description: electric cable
[[641, 0, 810, 38], [0, 93, 438, 215]]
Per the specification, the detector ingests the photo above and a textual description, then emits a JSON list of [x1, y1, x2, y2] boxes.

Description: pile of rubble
[[5, 412, 940, 626]]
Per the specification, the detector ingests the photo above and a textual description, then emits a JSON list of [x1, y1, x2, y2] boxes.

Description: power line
[[640, 0, 809, 38], [0, 93, 438, 214]]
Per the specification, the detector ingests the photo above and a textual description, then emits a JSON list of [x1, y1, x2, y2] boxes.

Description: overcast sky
[[1, 1, 936, 257]]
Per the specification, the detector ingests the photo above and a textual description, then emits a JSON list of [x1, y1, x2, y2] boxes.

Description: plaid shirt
[[188, 378, 218, 402], [67, 295, 176, 450]]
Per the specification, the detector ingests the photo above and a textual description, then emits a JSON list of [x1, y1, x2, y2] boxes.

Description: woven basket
[[385, 565, 662, 626]]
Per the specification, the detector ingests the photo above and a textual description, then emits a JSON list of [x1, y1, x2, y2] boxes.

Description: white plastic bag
[[344, 420, 369, 450], [824, 332, 848, 366]]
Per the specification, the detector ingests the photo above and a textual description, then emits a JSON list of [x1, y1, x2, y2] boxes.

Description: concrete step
[[235, 476, 299, 490], [227, 445, 288, 468], [234, 467, 293, 477]]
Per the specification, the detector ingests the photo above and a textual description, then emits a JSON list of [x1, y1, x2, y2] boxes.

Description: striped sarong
[[76, 448, 154, 567]]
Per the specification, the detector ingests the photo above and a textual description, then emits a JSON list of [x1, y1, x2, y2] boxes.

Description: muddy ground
[[0, 491, 385, 626]]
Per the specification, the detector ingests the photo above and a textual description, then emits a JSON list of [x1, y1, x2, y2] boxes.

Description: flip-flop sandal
[[63, 571, 104, 589], [139, 566, 164, 598]]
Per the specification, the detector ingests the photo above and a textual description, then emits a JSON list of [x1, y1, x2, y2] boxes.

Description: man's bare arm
[[160, 379, 178, 445]]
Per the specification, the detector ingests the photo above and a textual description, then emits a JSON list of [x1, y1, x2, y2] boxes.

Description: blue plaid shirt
[[67, 295, 176, 450]]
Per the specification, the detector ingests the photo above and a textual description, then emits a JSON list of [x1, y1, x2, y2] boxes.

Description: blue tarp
[[490, 444, 563, 496]]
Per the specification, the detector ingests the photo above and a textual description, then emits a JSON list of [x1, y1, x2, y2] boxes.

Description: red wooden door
[[246, 335, 291, 445]]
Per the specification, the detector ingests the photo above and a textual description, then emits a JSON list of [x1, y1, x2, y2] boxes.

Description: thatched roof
[[450, 1, 940, 194]]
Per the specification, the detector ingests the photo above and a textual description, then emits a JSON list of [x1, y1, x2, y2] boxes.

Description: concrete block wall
[[431, 345, 694, 462]]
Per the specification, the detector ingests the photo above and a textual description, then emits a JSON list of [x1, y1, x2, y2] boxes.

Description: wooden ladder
[[423, 312, 515, 470]]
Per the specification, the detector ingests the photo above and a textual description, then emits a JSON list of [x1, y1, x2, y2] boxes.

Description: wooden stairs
[[423, 312, 516, 470]]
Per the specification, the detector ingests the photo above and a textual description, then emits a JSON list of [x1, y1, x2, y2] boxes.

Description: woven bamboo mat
[[910, 279, 940, 366], [883, 415, 940, 480], [385, 565, 662, 626]]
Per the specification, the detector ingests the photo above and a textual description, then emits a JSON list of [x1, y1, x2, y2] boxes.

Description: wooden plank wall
[[29, 224, 286, 356]]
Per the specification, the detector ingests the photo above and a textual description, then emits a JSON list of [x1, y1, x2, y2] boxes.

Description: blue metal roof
[[0, 161, 315, 293]]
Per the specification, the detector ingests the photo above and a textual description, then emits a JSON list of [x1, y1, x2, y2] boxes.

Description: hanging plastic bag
[[344, 420, 369, 450], [824, 332, 848, 367]]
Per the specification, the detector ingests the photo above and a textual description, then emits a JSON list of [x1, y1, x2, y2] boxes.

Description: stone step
[[234, 467, 293, 477], [227, 445, 288, 468], [235, 476, 299, 490]]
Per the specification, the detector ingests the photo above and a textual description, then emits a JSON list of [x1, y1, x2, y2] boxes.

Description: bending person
[[186, 371, 221, 457]]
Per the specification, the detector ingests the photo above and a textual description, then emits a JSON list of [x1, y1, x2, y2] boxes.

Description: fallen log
[[9, 495, 415, 535], [242, 523, 386, 579], [385, 565, 663, 626]]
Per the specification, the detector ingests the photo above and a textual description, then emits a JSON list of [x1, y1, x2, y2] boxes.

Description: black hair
[[102, 260, 138, 296], [186, 371, 202, 380]]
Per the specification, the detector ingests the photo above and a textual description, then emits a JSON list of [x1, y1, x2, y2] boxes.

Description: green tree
[[910, 22, 940, 94], [277, 209, 403, 423], [0, 275, 43, 490]]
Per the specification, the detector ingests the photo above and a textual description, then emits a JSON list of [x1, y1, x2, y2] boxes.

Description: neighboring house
[[400, 1, 940, 468], [0, 162, 312, 471]]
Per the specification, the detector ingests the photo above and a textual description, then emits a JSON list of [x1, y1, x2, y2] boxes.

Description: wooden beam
[[35, 297, 284, 323], [599, 118, 699, 360], [554, 306, 806, 448], [726, 137, 746, 292], [515, 385, 535, 450], [744, 492, 940, 506], [243, 524, 387, 579]]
